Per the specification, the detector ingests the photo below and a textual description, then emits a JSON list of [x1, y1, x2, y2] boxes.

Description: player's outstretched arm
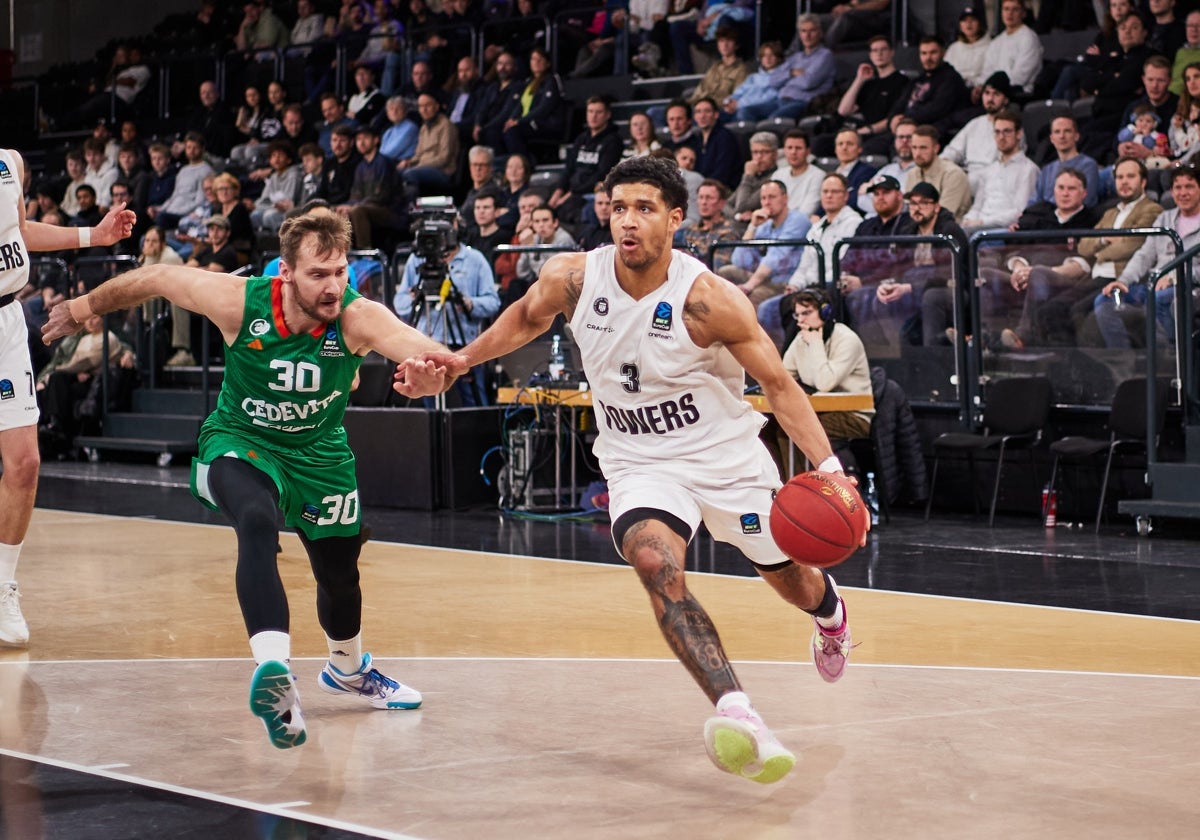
[[340, 297, 452, 398], [13, 151, 136, 252], [42, 263, 246, 345], [685, 272, 836, 471]]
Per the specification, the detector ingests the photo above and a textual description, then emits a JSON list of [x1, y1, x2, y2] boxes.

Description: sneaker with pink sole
[[812, 599, 854, 683]]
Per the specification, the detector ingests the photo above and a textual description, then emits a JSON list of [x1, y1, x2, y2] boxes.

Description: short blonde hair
[[212, 172, 240, 197], [279, 210, 352, 267]]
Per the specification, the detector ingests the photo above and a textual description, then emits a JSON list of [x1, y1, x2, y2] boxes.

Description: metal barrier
[[707, 238, 824, 287], [1144, 236, 1199, 465]]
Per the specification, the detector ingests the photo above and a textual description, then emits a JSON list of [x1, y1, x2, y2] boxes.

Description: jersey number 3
[[620, 362, 640, 393]]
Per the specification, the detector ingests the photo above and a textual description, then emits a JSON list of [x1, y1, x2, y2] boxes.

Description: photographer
[[393, 211, 500, 406]]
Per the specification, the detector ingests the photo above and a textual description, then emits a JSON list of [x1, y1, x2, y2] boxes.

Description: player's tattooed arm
[[563, 266, 583, 321]]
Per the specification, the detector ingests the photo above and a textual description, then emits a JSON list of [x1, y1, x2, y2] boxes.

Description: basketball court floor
[[1, 462, 1198, 838]]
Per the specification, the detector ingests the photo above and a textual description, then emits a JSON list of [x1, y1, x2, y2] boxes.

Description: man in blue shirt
[[717, 179, 811, 305], [1030, 116, 1101, 208], [394, 220, 501, 405], [769, 15, 836, 120]]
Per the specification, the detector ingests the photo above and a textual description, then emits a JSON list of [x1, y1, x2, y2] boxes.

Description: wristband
[[817, 455, 843, 474], [78, 227, 91, 248], [67, 295, 93, 324]]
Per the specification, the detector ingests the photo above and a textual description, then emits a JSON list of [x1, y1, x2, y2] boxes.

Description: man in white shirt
[[941, 72, 1020, 194], [976, 0, 1043, 99], [961, 111, 1039, 233], [82, 139, 119, 215], [771, 128, 825, 217]]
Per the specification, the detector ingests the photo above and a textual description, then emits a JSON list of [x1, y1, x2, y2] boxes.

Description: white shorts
[[607, 446, 788, 568], [0, 301, 37, 431]]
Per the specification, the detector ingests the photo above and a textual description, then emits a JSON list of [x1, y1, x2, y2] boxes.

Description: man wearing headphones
[[781, 288, 874, 441]]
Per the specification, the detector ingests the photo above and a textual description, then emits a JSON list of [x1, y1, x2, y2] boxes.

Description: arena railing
[[1144, 236, 1200, 465]]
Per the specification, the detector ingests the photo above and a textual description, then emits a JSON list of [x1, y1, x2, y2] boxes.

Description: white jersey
[[0, 150, 29, 296], [570, 246, 767, 482]]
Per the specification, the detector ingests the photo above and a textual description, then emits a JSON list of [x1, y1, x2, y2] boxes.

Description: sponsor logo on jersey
[[739, 513, 761, 535], [652, 301, 672, 332], [246, 338, 263, 350], [0, 161, 12, 183], [249, 318, 270, 337], [585, 322, 614, 333], [0, 379, 13, 400], [301, 503, 321, 524], [319, 326, 344, 358], [240, 389, 344, 431], [593, 297, 609, 316], [596, 393, 699, 436]]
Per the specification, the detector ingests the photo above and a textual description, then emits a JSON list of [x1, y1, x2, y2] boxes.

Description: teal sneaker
[[249, 660, 307, 749]]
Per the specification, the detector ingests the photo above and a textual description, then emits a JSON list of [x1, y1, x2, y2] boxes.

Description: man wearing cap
[[858, 119, 917, 216], [961, 111, 1040, 233], [336, 124, 404, 250], [941, 72, 1022, 195], [840, 174, 910, 295], [187, 215, 240, 273], [904, 125, 971, 221], [976, 0, 1042, 100]]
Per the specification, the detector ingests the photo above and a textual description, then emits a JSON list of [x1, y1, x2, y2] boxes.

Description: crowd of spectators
[[19, 0, 1200, 424]]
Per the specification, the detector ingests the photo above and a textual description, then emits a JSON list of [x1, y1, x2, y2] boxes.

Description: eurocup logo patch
[[319, 326, 344, 357], [652, 301, 672, 331], [740, 513, 762, 534], [0, 161, 12, 183], [301, 503, 321, 524], [0, 379, 13, 400], [593, 297, 609, 316], [249, 318, 270, 337]]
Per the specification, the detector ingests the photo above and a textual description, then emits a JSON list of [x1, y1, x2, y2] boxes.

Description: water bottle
[[548, 334, 565, 381]]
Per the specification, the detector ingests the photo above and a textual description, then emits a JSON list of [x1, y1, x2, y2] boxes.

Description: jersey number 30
[[318, 490, 359, 526], [268, 360, 322, 392]]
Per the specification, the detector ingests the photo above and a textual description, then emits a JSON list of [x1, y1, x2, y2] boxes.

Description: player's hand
[[392, 358, 449, 398], [42, 301, 87, 345], [92, 201, 136, 246]]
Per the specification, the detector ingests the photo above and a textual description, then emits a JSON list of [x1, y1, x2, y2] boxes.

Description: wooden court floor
[[1, 509, 1198, 838]]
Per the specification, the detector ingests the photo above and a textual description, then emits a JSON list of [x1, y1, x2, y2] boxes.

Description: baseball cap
[[866, 174, 901, 193], [205, 214, 231, 229], [903, 182, 940, 202]]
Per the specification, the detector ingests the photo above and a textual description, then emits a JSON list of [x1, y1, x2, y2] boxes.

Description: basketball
[[770, 471, 868, 568]]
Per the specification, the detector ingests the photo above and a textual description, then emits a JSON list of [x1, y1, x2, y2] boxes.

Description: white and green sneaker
[[249, 660, 307, 749], [318, 653, 422, 710]]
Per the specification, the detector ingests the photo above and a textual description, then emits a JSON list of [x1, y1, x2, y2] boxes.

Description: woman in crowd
[[502, 46, 565, 159], [944, 7, 992, 89], [623, 113, 662, 159], [499, 152, 532, 220]]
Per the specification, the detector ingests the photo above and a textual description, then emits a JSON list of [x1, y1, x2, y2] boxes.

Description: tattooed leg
[[758, 560, 825, 611], [623, 520, 739, 704]]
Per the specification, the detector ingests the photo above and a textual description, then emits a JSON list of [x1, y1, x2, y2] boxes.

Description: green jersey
[[201, 274, 363, 451]]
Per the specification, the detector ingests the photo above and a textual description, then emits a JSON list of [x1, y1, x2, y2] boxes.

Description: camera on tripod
[[410, 196, 460, 298]]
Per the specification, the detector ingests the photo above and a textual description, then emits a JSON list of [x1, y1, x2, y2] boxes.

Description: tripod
[[408, 268, 480, 408]]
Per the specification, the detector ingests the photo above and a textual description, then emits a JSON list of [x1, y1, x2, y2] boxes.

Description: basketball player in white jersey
[[0, 148, 135, 647], [407, 156, 860, 784]]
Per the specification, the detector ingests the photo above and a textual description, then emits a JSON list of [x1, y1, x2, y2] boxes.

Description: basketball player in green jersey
[[43, 211, 452, 749]]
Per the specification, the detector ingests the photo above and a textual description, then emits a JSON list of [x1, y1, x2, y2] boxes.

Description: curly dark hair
[[602, 156, 689, 216]]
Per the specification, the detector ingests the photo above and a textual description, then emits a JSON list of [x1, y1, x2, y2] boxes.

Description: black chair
[[842, 429, 889, 525], [1046, 377, 1168, 533], [924, 376, 1053, 526]]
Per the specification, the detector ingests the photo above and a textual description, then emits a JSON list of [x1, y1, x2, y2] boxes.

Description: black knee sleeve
[[299, 531, 363, 641]]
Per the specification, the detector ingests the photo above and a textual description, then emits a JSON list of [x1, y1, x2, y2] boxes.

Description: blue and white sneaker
[[249, 660, 307, 749], [318, 653, 422, 709]]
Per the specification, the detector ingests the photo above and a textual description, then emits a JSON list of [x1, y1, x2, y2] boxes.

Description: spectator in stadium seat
[[960, 111, 1040, 234], [829, 128, 877, 213], [460, 145, 500, 222], [772, 128, 825, 217], [295, 143, 326, 208], [234, 0, 290, 52], [669, 0, 756, 74], [975, 0, 1042, 101], [400, 94, 459, 196], [717, 179, 810, 305], [692, 97, 742, 189], [316, 92, 360, 156], [380, 97, 419, 165], [498, 152, 532, 221], [464, 186, 514, 266], [1090, 163, 1199, 348], [337, 125, 406, 249], [1170, 11, 1200, 94], [1032, 116, 1102, 208], [839, 174, 911, 294], [944, 7, 991, 90], [1146, 0, 1186, 59], [684, 27, 748, 108], [394, 60, 447, 121], [765, 15, 835, 121], [729, 132, 782, 231], [886, 36, 969, 141], [680, 178, 738, 269], [493, 190, 545, 296], [58, 150, 87, 219], [722, 41, 785, 123], [251, 141, 303, 234], [577, 183, 616, 250], [822, 0, 892, 49], [667, 145, 705, 227], [549, 96, 624, 227], [144, 144, 177, 219], [832, 35, 909, 157], [941, 72, 1019, 195], [180, 81, 238, 160], [150, 133, 215, 232], [501, 47, 566, 160], [444, 56, 485, 151], [82, 139, 118, 215], [188, 214, 241, 273], [1079, 12, 1152, 109], [623, 112, 664, 159], [1170, 63, 1200, 164], [472, 51, 523, 151], [903, 125, 971, 221], [659, 100, 701, 153], [347, 65, 387, 130], [318, 125, 363, 207], [508, 204, 575, 308], [1114, 56, 1179, 164]]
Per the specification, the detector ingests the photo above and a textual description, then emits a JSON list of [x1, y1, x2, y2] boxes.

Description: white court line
[[90, 763, 129, 770], [5, 654, 1199, 682], [36, 507, 1200, 627], [0, 747, 425, 840]]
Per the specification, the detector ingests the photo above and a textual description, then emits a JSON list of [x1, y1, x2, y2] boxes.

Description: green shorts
[[191, 425, 360, 540]]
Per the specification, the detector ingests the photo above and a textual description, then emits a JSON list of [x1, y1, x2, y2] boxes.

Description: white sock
[[716, 691, 752, 713], [0, 542, 22, 583], [249, 630, 291, 665], [326, 634, 363, 673], [814, 574, 845, 631]]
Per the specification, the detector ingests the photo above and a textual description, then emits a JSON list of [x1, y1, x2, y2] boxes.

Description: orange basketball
[[770, 471, 867, 568]]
